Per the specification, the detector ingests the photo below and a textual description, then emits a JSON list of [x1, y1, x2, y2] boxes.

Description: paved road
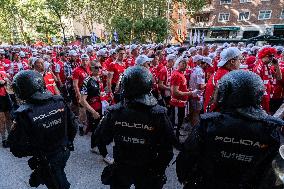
[[0, 134, 182, 189]]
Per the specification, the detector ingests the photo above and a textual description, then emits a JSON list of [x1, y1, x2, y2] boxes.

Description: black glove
[[67, 142, 74, 151]]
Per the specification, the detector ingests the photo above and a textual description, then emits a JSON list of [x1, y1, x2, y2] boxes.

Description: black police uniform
[[95, 66, 177, 189], [176, 70, 284, 189], [8, 70, 77, 189]]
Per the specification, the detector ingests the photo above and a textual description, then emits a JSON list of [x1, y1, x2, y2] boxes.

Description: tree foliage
[[0, 0, 206, 44]]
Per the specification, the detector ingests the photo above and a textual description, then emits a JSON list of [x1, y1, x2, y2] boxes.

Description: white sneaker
[[90, 147, 100, 154], [103, 154, 114, 165]]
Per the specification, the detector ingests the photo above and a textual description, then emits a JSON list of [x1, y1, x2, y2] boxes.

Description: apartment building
[[188, 0, 284, 41]]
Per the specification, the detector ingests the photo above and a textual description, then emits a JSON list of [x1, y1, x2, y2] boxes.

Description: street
[[0, 134, 181, 189]]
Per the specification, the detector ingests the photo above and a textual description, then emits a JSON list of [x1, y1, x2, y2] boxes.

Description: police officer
[[8, 70, 77, 189], [176, 70, 284, 189], [95, 66, 177, 189]]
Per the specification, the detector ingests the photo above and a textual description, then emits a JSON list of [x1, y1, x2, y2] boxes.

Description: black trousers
[[87, 110, 108, 157], [109, 166, 165, 189], [46, 148, 70, 189], [170, 106, 185, 140]]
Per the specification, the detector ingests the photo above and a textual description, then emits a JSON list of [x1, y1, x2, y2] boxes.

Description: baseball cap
[[202, 57, 213, 67], [69, 50, 77, 56], [192, 55, 203, 63], [86, 45, 94, 52], [217, 47, 241, 67], [189, 47, 197, 53], [130, 44, 138, 52], [109, 49, 116, 56], [0, 49, 5, 54], [19, 51, 25, 58], [96, 49, 107, 57], [166, 54, 176, 61], [81, 54, 89, 59], [135, 55, 153, 66]]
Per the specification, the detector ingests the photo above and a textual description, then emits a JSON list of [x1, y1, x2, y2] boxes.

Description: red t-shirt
[[0, 71, 7, 96], [108, 62, 126, 85], [126, 57, 135, 68], [204, 67, 230, 112], [158, 66, 172, 97], [170, 70, 188, 107], [187, 57, 194, 69], [72, 66, 91, 89], [44, 72, 57, 95], [104, 57, 114, 70], [54, 60, 66, 83]]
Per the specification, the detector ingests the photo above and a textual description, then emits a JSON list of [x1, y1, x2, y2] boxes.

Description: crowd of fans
[[0, 42, 284, 164]]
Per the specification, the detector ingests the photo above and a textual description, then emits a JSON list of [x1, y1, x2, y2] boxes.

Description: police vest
[[19, 96, 67, 153], [196, 112, 280, 188], [109, 103, 166, 167]]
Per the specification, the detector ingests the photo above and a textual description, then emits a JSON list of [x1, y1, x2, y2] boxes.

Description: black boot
[[79, 126, 84, 136], [2, 140, 9, 148]]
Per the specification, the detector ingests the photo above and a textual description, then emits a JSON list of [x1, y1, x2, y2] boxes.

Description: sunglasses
[[93, 66, 102, 69]]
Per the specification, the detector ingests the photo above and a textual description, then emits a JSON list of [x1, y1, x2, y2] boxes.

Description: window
[[239, 12, 250, 20], [177, 29, 182, 35], [281, 10, 284, 19], [220, 0, 232, 4], [258, 10, 272, 20], [240, 0, 251, 3], [218, 13, 230, 22]]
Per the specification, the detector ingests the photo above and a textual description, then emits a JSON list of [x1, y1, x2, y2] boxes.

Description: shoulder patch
[[200, 112, 223, 120]]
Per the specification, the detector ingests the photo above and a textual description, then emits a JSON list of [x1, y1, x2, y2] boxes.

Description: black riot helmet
[[13, 70, 50, 101], [121, 66, 157, 106], [216, 70, 265, 109]]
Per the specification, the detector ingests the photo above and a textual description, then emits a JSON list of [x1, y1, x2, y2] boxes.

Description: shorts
[[0, 95, 11, 112]]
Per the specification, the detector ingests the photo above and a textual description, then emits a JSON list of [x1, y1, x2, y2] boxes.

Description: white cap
[[174, 57, 187, 69], [192, 55, 203, 63], [86, 45, 94, 52], [202, 57, 213, 67], [166, 54, 176, 61], [0, 49, 5, 54], [189, 47, 197, 53], [222, 42, 230, 48], [208, 52, 216, 59], [135, 55, 153, 66], [81, 54, 89, 59], [69, 50, 77, 56], [166, 48, 175, 54], [96, 49, 107, 57], [196, 46, 202, 50], [109, 49, 116, 56], [130, 44, 138, 52], [217, 47, 241, 67]]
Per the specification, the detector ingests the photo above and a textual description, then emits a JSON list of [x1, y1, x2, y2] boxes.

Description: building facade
[[188, 0, 284, 42]]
